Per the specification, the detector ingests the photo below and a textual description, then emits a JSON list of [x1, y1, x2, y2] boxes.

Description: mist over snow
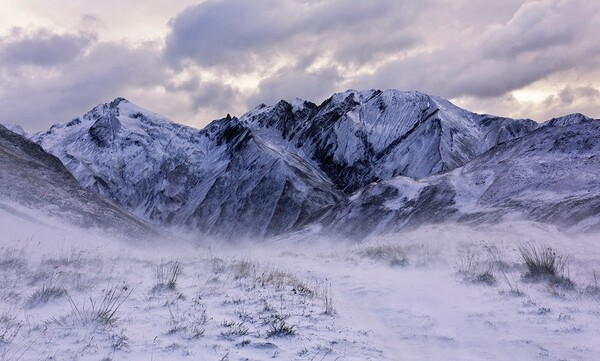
[[3, 210, 600, 360]]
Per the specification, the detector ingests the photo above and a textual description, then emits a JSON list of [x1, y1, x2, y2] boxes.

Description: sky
[[0, 0, 599, 132]]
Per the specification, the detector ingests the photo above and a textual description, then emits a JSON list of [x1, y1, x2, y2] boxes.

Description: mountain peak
[[109, 97, 130, 108], [544, 113, 594, 127]]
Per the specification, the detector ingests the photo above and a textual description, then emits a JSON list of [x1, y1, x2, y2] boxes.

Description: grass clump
[[267, 316, 296, 338], [166, 301, 207, 339], [153, 261, 181, 292], [455, 248, 497, 286], [518, 244, 574, 290], [26, 284, 66, 308], [360, 244, 409, 267], [0, 313, 22, 344], [585, 270, 600, 296], [54, 284, 132, 329], [219, 320, 249, 339]]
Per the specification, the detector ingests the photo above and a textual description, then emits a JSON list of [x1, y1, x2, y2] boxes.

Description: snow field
[[1, 222, 600, 360]]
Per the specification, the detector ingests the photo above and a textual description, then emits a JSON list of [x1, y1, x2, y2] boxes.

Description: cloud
[[481, 0, 585, 59], [558, 85, 600, 105], [0, 28, 95, 67], [2, 0, 600, 132], [352, 0, 600, 101], [0, 27, 171, 130], [0, 26, 242, 131], [247, 66, 342, 107], [164, 0, 423, 73], [164, 0, 600, 119]]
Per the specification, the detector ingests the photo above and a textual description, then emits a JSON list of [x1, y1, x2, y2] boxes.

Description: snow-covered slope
[[241, 89, 537, 193], [323, 119, 600, 239], [0, 124, 157, 239], [33, 99, 341, 239]]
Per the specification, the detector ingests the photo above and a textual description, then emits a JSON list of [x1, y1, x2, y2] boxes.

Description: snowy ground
[[1, 217, 600, 360]]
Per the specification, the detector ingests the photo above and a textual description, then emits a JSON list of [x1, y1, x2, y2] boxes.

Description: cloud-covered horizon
[[0, 0, 599, 132]]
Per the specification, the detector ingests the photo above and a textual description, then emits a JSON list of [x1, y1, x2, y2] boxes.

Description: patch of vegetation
[[53, 284, 132, 329], [0, 313, 22, 344], [153, 261, 181, 292], [473, 271, 497, 286], [267, 316, 296, 338], [360, 244, 410, 267], [220, 320, 249, 339], [519, 244, 575, 290], [26, 283, 66, 307], [166, 300, 207, 339], [455, 248, 496, 286]]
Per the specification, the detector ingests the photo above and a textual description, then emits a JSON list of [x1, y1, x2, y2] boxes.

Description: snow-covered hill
[[0, 124, 157, 239], [33, 99, 341, 239], [323, 119, 600, 239]]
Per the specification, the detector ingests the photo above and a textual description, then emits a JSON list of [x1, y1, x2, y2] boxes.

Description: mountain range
[[2, 89, 598, 240]]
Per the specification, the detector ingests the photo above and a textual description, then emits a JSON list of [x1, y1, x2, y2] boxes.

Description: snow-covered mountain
[[241, 89, 537, 193], [0, 124, 158, 238], [322, 118, 600, 239], [33, 98, 341, 239], [30, 90, 600, 240]]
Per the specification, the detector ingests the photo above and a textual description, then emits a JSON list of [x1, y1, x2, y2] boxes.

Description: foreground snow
[[1, 222, 600, 360]]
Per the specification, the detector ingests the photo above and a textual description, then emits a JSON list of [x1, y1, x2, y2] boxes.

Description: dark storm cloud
[[0, 28, 95, 67]]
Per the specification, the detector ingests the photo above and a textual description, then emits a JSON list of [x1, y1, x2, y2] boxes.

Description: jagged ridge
[[241, 89, 537, 193], [33, 99, 341, 239]]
